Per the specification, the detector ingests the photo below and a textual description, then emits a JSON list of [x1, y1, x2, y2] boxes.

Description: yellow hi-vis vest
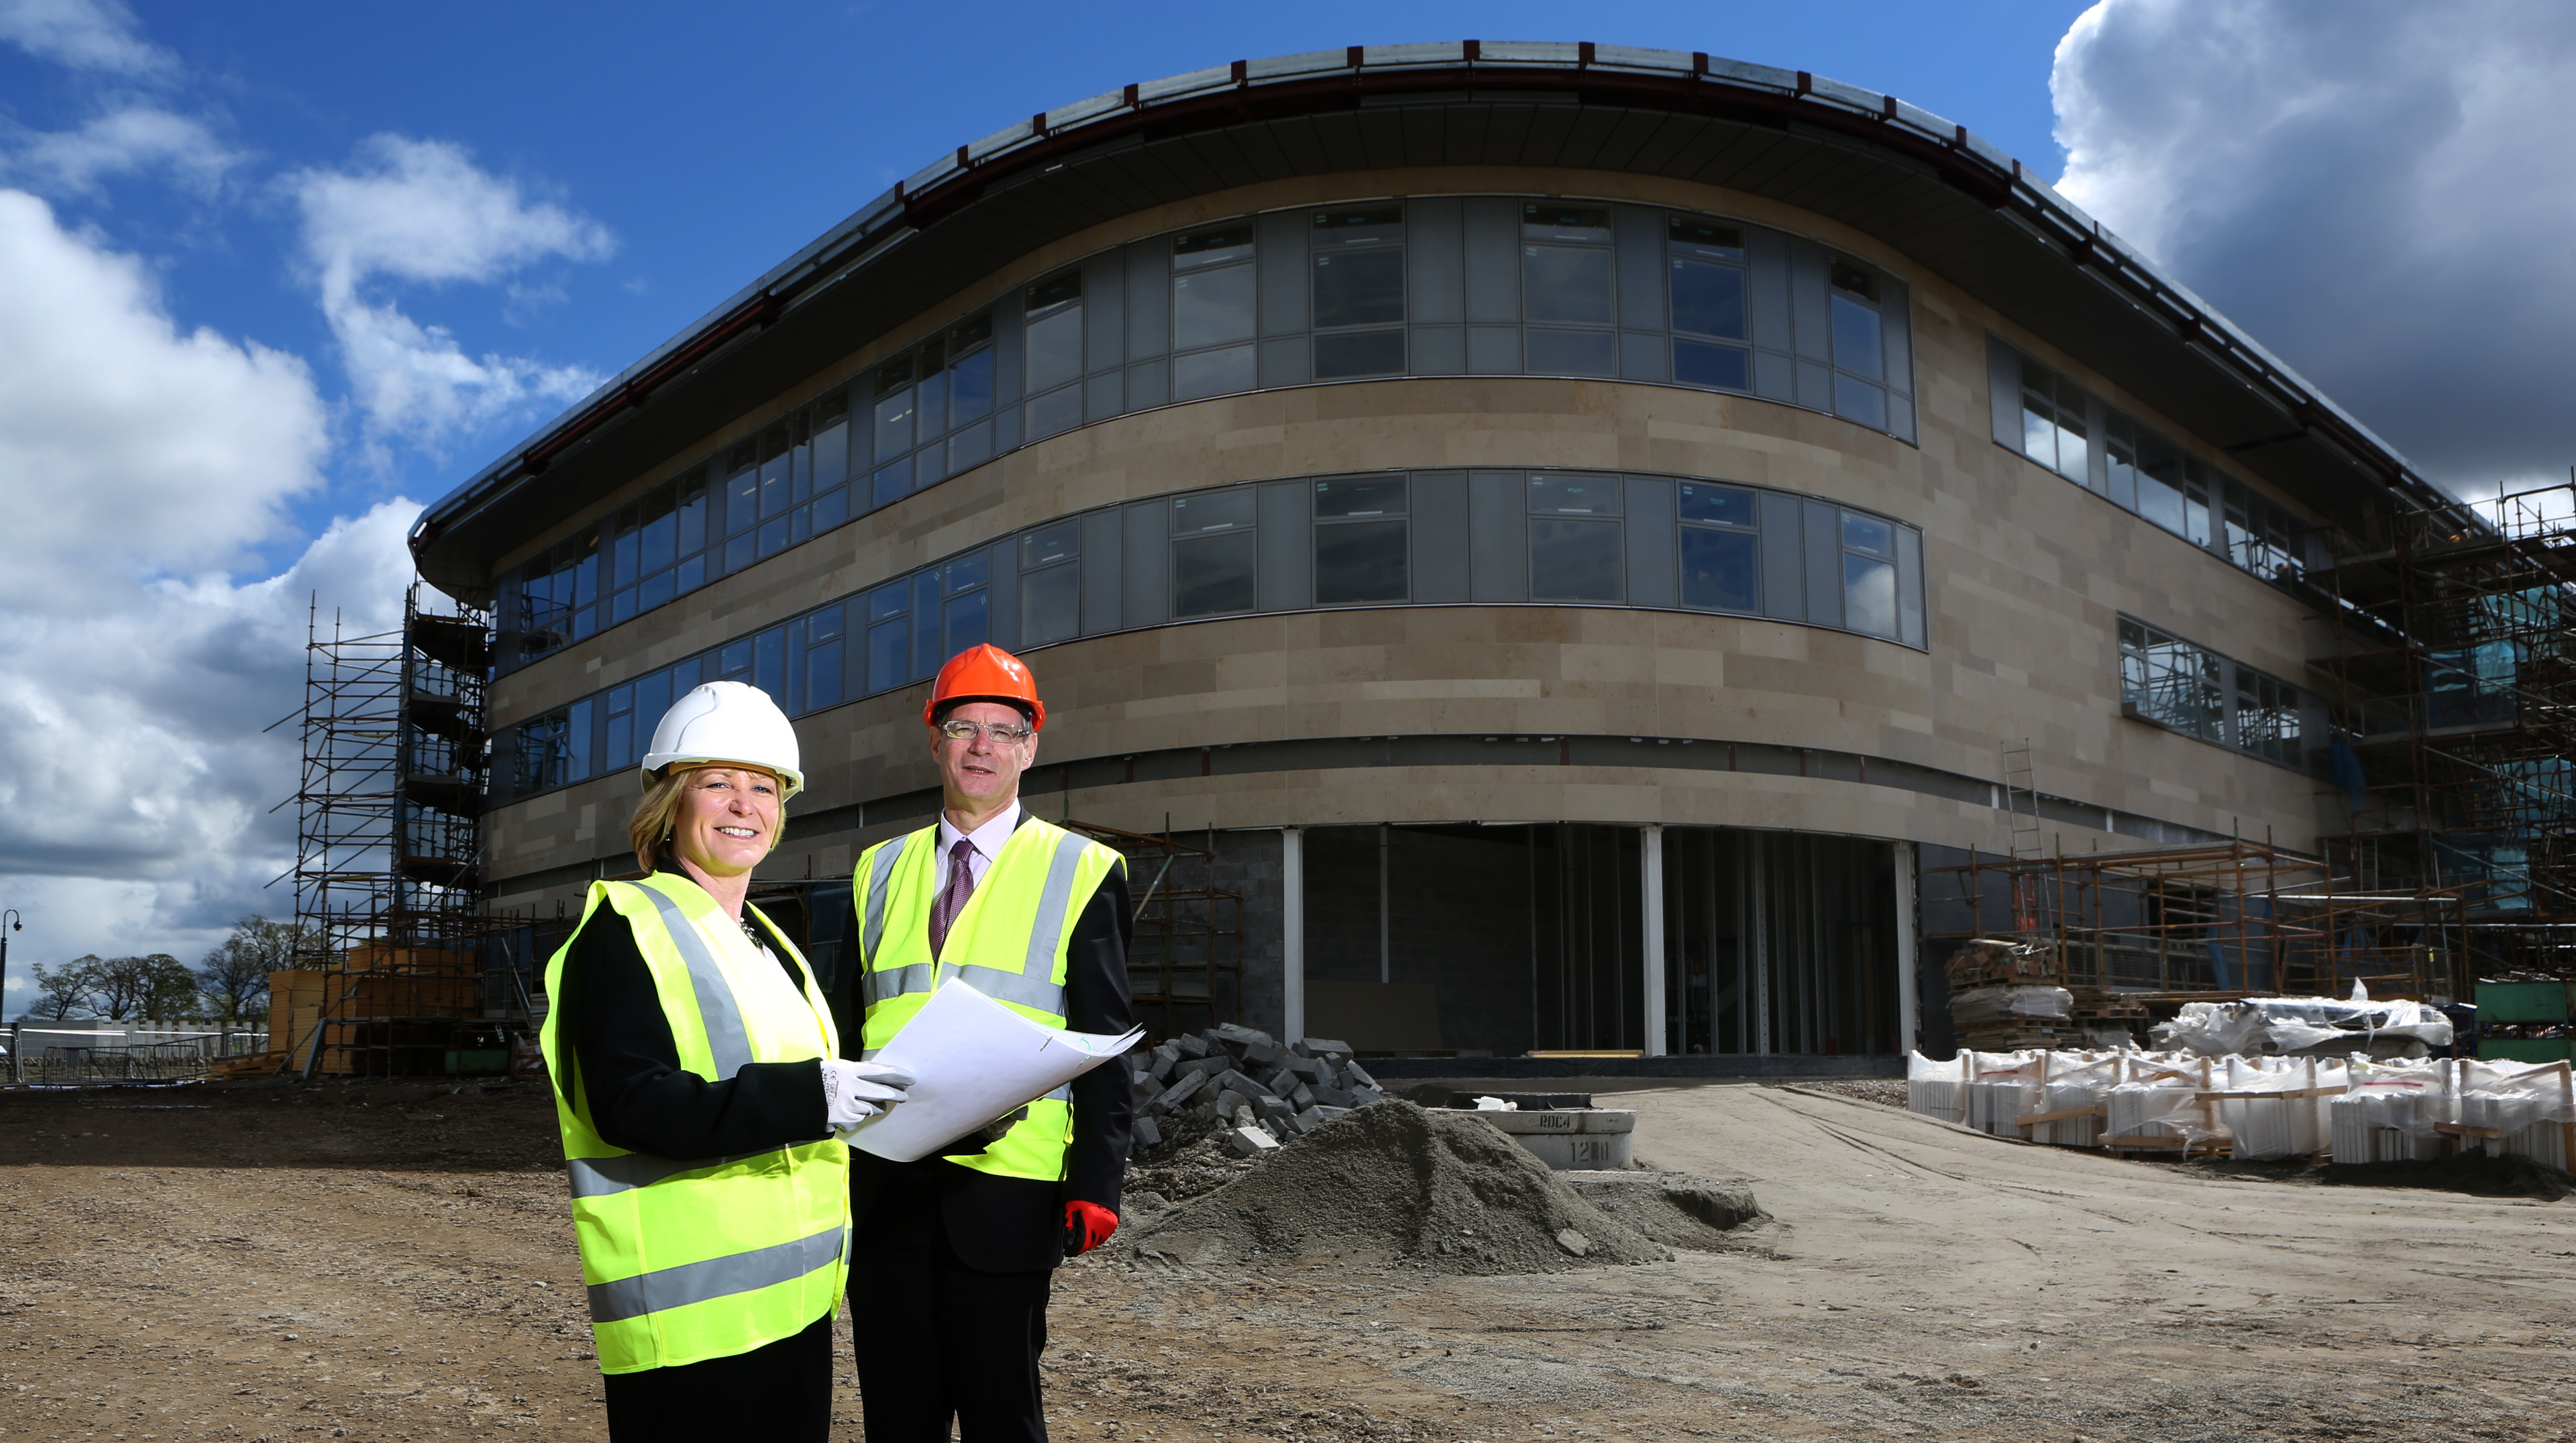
[[851, 813, 1123, 1182], [539, 871, 849, 1375]]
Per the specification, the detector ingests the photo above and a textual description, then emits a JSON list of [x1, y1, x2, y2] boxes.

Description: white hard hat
[[640, 681, 805, 799]]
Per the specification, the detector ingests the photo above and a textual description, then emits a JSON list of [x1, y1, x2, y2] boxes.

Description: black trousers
[[848, 1187, 1055, 1443], [598, 1310, 833, 1442]]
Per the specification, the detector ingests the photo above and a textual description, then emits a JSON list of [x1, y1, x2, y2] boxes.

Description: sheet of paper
[[849, 977, 1143, 1162]]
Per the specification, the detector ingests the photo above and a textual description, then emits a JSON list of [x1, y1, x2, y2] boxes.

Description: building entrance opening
[[1663, 829, 1899, 1056], [1299, 823, 1642, 1056]]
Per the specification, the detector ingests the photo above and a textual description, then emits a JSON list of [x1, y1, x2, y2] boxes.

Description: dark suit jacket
[[829, 812, 1135, 1274]]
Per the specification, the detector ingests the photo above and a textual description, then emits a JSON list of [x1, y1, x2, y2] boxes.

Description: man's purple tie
[[928, 838, 976, 961]]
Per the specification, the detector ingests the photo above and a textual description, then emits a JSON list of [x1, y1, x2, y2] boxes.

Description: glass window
[[1313, 248, 1404, 329], [1022, 562, 1079, 645], [1523, 204, 1611, 242], [605, 684, 636, 773], [1677, 482, 1756, 528], [1680, 529, 1758, 611], [1022, 521, 1079, 569], [1173, 344, 1256, 400], [1522, 246, 1614, 326], [2019, 358, 2088, 482], [949, 317, 994, 420], [1842, 513, 1892, 558], [1833, 374, 1888, 430], [1525, 327, 1615, 376], [811, 393, 849, 494], [636, 669, 672, 747], [640, 490, 676, 576], [1667, 217, 1744, 257], [873, 357, 916, 464], [1529, 474, 1621, 515], [2180, 458, 2214, 547], [610, 506, 639, 587], [1530, 519, 1621, 601], [758, 423, 792, 518], [1673, 341, 1750, 390], [1174, 531, 1258, 617], [1315, 476, 1407, 518], [2137, 431, 2186, 535], [1173, 224, 1254, 270], [1023, 385, 1081, 440], [1831, 295, 1883, 381], [1843, 553, 1896, 637], [805, 605, 844, 712], [2120, 618, 2223, 743], [1314, 329, 1405, 379], [910, 572, 941, 680], [1175, 265, 1257, 352], [677, 474, 707, 557], [1024, 273, 1083, 395], [1314, 206, 1403, 246], [1173, 488, 1255, 533], [726, 462, 759, 539], [945, 588, 989, 655], [1316, 521, 1407, 605], [1670, 259, 1745, 340]]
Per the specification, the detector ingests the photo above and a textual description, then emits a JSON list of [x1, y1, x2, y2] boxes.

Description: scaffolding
[[275, 584, 506, 1077], [1927, 840, 2471, 1006], [2312, 476, 2576, 982], [1063, 820, 1244, 1041]]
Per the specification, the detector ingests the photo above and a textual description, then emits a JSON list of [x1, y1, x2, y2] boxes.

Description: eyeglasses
[[936, 718, 1035, 745]]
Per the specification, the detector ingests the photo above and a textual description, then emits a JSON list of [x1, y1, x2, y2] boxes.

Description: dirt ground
[[2, 1075, 2572, 1442]]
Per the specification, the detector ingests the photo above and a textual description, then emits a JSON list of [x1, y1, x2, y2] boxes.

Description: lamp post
[[0, 908, 19, 1022]]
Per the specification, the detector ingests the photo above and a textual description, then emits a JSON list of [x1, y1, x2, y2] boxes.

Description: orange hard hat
[[924, 643, 1046, 730]]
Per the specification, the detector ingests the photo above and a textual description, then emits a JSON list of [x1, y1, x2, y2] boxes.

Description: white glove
[[822, 1059, 916, 1138]]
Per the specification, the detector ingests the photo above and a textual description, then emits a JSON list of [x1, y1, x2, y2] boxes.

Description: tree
[[26, 959, 97, 1020], [87, 953, 198, 1022], [199, 916, 309, 1023]]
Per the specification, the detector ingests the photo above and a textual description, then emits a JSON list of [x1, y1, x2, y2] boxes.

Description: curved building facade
[[418, 45, 2458, 1062]]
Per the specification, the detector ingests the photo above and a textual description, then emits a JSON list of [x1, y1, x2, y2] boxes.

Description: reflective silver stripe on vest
[[635, 884, 754, 1081], [586, 1223, 846, 1324], [866, 962, 935, 1007], [1020, 831, 1089, 985], [859, 832, 912, 969], [565, 1148, 776, 1199]]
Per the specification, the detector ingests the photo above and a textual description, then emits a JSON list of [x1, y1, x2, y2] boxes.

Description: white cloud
[[5, 105, 244, 197], [290, 136, 614, 453], [0, 189, 326, 606], [0, 0, 172, 76], [0, 189, 422, 1011], [2053, 0, 2576, 493]]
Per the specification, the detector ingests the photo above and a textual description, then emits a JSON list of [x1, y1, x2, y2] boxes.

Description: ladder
[[2000, 741, 2043, 862]]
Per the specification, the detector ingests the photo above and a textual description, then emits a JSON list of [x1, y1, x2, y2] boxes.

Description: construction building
[[406, 44, 2569, 1062]]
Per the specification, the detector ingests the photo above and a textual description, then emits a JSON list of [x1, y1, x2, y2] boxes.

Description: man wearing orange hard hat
[[833, 643, 1134, 1442]]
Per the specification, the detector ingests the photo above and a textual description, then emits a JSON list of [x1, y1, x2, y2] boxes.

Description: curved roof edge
[[412, 41, 2465, 588]]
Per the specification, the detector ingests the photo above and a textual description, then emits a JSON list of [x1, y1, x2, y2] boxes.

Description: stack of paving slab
[[1126, 1024, 1389, 1158]]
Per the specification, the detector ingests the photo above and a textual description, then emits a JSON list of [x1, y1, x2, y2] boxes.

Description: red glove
[[1063, 1199, 1118, 1255]]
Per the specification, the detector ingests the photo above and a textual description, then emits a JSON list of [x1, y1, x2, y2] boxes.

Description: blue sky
[[5, 0, 2572, 1010], [3, 1, 2090, 559]]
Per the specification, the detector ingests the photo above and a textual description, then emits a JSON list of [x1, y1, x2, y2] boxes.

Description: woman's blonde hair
[[629, 766, 789, 873]]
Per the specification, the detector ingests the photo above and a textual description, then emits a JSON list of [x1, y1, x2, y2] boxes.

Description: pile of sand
[[1124, 1100, 1758, 1276], [1560, 1170, 1768, 1251]]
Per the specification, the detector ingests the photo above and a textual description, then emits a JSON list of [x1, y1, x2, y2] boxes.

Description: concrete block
[[1311, 1084, 1356, 1109], [1254, 1094, 1294, 1122], [1505, 1132, 1636, 1170], [1154, 1071, 1210, 1111], [1260, 1066, 1299, 1096], [1349, 1086, 1386, 1106], [1299, 1037, 1354, 1057], [1176, 1055, 1226, 1079], [1214, 1023, 1277, 1049], [1243, 1040, 1289, 1068], [1132, 1115, 1162, 1149], [1146, 1050, 1178, 1081], [1282, 1054, 1330, 1081], [1172, 1033, 1211, 1059], [1290, 1082, 1316, 1109], [1216, 1069, 1277, 1100], [1343, 1060, 1381, 1090], [1214, 1088, 1246, 1119], [1225, 1126, 1280, 1157], [1473, 1109, 1637, 1136]]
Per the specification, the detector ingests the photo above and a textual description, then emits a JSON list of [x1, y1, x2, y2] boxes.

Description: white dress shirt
[[934, 802, 1022, 890]]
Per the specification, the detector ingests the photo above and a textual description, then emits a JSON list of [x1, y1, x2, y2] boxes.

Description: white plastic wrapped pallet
[[2329, 1059, 2455, 1164], [2027, 1052, 2120, 1147], [2453, 1059, 2575, 1169], [2212, 1055, 2339, 1161], [1904, 1051, 1966, 1124], [2104, 1057, 2222, 1151], [1962, 1050, 2045, 1136]]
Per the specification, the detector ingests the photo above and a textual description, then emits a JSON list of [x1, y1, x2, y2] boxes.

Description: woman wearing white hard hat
[[539, 680, 912, 1442]]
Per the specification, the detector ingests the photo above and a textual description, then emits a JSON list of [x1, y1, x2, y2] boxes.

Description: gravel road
[[2, 1075, 2569, 1442]]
